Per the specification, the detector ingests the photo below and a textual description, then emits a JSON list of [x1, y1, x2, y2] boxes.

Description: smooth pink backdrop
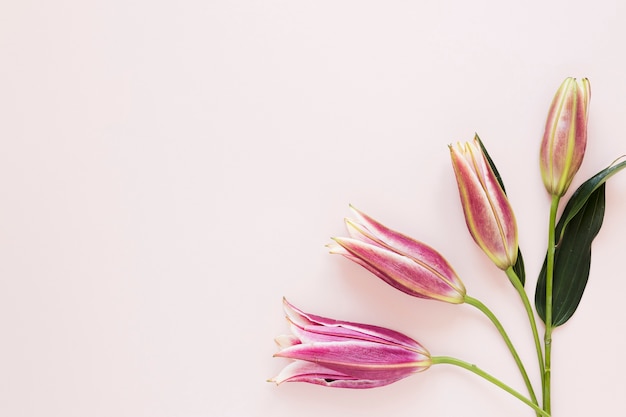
[[1, 1, 625, 416]]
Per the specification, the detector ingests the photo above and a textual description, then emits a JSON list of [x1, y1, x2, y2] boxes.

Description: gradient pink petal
[[282, 299, 428, 352], [347, 206, 459, 282], [540, 77, 591, 196], [450, 140, 517, 269], [331, 237, 465, 303], [274, 340, 430, 381], [270, 361, 405, 388]]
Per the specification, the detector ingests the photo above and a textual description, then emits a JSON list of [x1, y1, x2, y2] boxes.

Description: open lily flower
[[328, 206, 466, 304], [450, 137, 518, 270], [270, 298, 431, 388]]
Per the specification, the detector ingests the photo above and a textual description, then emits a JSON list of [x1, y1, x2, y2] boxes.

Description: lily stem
[[544, 195, 560, 414], [505, 266, 545, 397], [464, 295, 539, 411], [431, 356, 550, 417]]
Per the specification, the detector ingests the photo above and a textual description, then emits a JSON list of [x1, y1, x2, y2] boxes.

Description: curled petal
[[274, 334, 300, 348], [269, 361, 405, 388], [271, 300, 431, 389], [282, 298, 429, 351]]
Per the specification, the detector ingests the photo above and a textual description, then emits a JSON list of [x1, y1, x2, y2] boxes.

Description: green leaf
[[535, 157, 626, 326], [476, 134, 508, 193], [475, 134, 525, 286], [555, 158, 626, 244], [511, 249, 525, 287], [535, 185, 605, 327]]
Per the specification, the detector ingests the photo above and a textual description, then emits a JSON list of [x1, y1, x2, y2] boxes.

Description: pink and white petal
[[270, 361, 350, 385], [282, 297, 317, 328], [284, 298, 395, 345], [330, 239, 407, 291], [348, 207, 462, 287], [322, 322, 429, 354], [326, 241, 349, 256], [288, 318, 362, 344], [344, 218, 382, 247], [320, 377, 407, 388], [283, 299, 428, 351], [333, 237, 465, 303], [270, 361, 405, 388], [274, 334, 301, 349], [289, 318, 426, 354], [275, 341, 430, 381], [295, 313, 427, 353], [470, 138, 518, 266], [451, 145, 512, 268]]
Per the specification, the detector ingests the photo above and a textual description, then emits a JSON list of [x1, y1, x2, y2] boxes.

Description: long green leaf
[[555, 158, 626, 243], [535, 157, 626, 326], [535, 185, 605, 326], [476, 134, 525, 285], [535, 158, 626, 326]]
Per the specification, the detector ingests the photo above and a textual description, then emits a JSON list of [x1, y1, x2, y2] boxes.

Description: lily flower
[[540, 77, 591, 196], [270, 298, 431, 388], [328, 206, 466, 304], [449, 137, 518, 270]]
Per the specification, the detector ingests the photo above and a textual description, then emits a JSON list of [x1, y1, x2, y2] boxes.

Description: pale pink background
[[1, 1, 625, 416]]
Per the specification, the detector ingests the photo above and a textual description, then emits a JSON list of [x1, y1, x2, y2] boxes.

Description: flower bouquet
[[270, 78, 625, 416]]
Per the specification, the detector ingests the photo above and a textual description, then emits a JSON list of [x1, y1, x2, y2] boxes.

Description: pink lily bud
[[449, 137, 518, 270], [328, 206, 466, 304], [539, 77, 591, 196], [270, 298, 431, 388]]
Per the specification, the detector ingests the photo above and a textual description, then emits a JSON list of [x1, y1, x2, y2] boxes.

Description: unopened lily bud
[[540, 77, 591, 197], [328, 206, 466, 304], [450, 137, 518, 270]]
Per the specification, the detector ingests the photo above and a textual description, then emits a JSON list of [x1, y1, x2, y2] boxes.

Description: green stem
[[544, 195, 560, 414], [505, 266, 545, 395], [431, 356, 550, 417], [464, 295, 539, 410]]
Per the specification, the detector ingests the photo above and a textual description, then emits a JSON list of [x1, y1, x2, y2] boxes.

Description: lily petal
[[450, 137, 518, 270], [271, 300, 432, 389], [332, 237, 466, 303], [540, 77, 591, 196], [282, 298, 429, 351], [270, 361, 405, 388], [275, 340, 430, 381]]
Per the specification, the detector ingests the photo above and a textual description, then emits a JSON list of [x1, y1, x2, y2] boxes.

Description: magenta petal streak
[[270, 299, 431, 389], [329, 207, 466, 304]]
